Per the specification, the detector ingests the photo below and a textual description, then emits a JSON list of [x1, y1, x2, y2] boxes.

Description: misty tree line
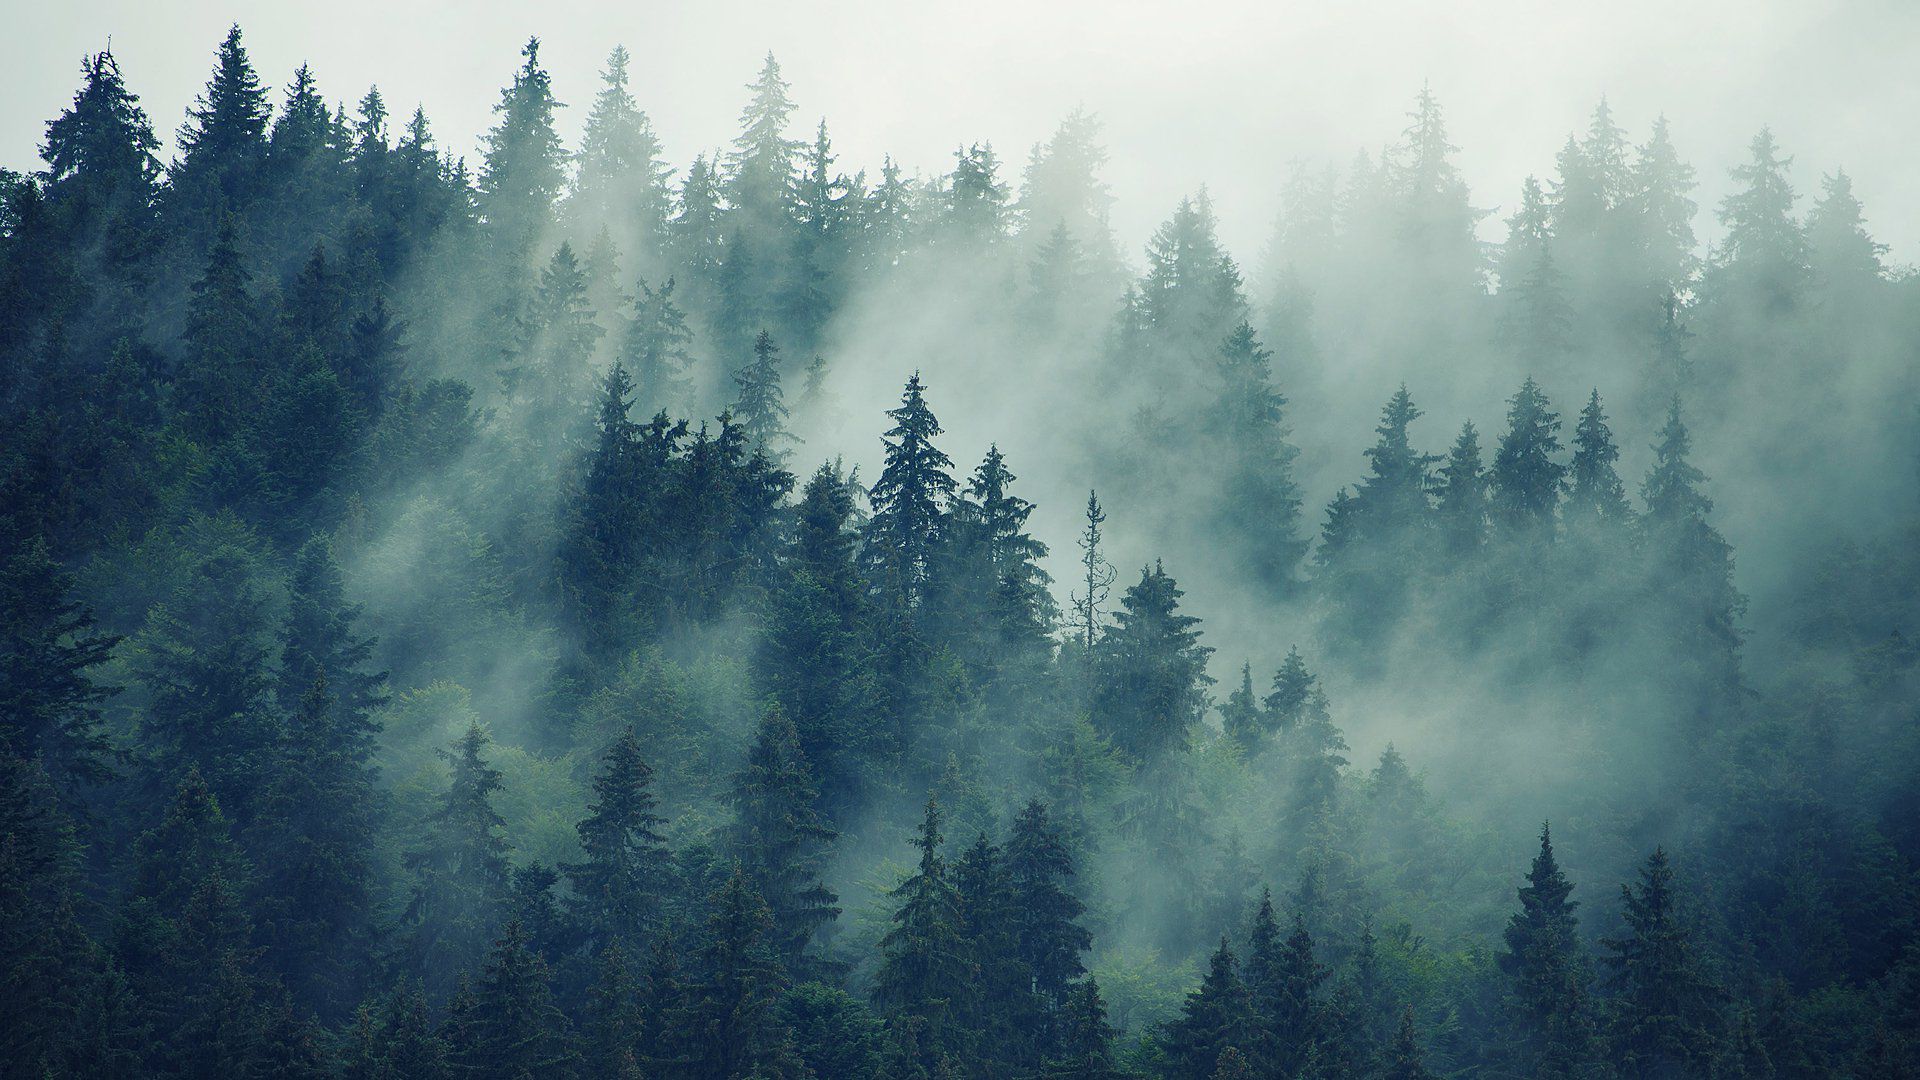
[[2, 23, 1917, 1080]]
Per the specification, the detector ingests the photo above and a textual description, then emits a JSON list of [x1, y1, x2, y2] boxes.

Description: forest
[[2, 22, 1918, 1080]]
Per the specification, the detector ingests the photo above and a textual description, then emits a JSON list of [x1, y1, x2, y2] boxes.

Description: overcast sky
[[7, 0, 1917, 266]]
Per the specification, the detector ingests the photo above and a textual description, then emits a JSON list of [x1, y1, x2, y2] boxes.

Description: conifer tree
[[1380, 1007, 1436, 1080], [728, 703, 840, 975], [756, 462, 881, 819], [624, 277, 696, 414], [1091, 561, 1213, 763], [444, 920, 576, 1080], [0, 534, 118, 785], [682, 872, 803, 1080], [864, 373, 957, 611], [1565, 389, 1632, 532], [1210, 320, 1308, 591], [875, 799, 970, 1064], [1435, 421, 1490, 558], [1499, 825, 1596, 1078], [1263, 647, 1317, 732], [1244, 891, 1328, 1077], [479, 38, 567, 273], [944, 142, 1011, 248], [1805, 169, 1885, 292], [1490, 377, 1566, 537], [40, 48, 160, 260], [1352, 385, 1437, 539], [174, 217, 260, 443], [1220, 663, 1264, 752], [1601, 849, 1724, 1076], [726, 54, 800, 235], [1070, 490, 1116, 650], [131, 531, 278, 820], [731, 329, 794, 461], [1162, 937, 1255, 1080], [1711, 128, 1809, 311], [1627, 116, 1699, 294], [1042, 977, 1121, 1079], [168, 25, 270, 227], [404, 724, 512, 1000], [565, 730, 672, 952], [571, 46, 672, 274], [1005, 800, 1092, 1012]]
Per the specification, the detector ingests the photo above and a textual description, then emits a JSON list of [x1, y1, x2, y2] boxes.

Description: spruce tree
[[1352, 385, 1436, 540], [1499, 825, 1596, 1078], [875, 799, 970, 1065], [1601, 849, 1724, 1077], [1005, 800, 1092, 1011], [1209, 320, 1307, 592], [864, 373, 957, 611], [404, 724, 512, 1000], [168, 24, 270, 227], [1091, 561, 1213, 763], [444, 920, 576, 1080], [564, 730, 672, 952], [1380, 1007, 1436, 1080], [0, 534, 119, 786], [478, 38, 567, 273], [731, 329, 794, 461], [1435, 421, 1490, 558], [1711, 127, 1809, 311], [1565, 389, 1632, 532], [1162, 937, 1255, 1080], [1263, 647, 1317, 732], [728, 703, 840, 975], [570, 46, 672, 274], [1043, 978, 1121, 1080], [1220, 663, 1265, 753], [1070, 490, 1116, 650], [624, 277, 696, 414], [1491, 377, 1566, 537], [682, 872, 804, 1080]]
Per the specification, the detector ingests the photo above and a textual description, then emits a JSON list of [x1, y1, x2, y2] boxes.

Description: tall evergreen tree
[[167, 25, 270, 228], [1091, 562, 1213, 763], [728, 703, 840, 975], [1005, 800, 1092, 1012], [863, 373, 957, 611], [570, 46, 672, 275], [444, 920, 576, 1080], [731, 329, 794, 461], [1162, 937, 1255, 1080], [1499, 825, 1596, 1078], [1435, 421, 1490, 558], [1565, 389, 1632, 532], [681, 872, 803, 1080], [564, 730, 672, 952], [478, 38, 567, 275], [1601, 849, 1724, 1077], [875, 800, 970, 1065], [0, 534, 118, 786], [1490, 377, 1566, 537], [404, 724, 512, 1000]]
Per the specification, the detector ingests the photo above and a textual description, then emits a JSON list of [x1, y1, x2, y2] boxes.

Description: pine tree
[[1565, 390, 1632, 532], [864, 373, 957, 611], [174, 217, 260, 443], [1490, 377, 1566, 537], [624, 277, 696, 414], [1220, 663, 1265, 752], [404, 724, 512, 1000], [943, 142, 1010, 248], [1380, 1008, 1436, 1080], [875, 799, 971, 1064], [444, 920, 576, 1080], [168, 24, 270, 226], [728, 703, 840, 975], [1601, 849, 1724, 1077], [731, 329, 794, 461], [570, 46, 672, 274], [564, 730, 672, 952], [726, 53, 800, 235], [39, 48, 160, 258], [478, 38, 567, 272], [1005, 800, 1092, 1011], [1435, 421, 1489, 558], [683, 871, 803, 1080], [512, 241, 604, 443], [1499, 825, 1596, 1078], [1498, 176, 1574, 369], [1091, 561, 1214, 763], [0, 534, 118, 785], [1162, 937, 1254, 1080], [347, 980, 448, 1080]]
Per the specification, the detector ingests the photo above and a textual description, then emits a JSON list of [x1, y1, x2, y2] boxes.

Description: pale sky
[[6, 0, 1917, 266]]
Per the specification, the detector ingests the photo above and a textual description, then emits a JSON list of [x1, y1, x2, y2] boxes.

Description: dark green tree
[[875, 799, 971, 1065], [404, 724, 512, 1001], [728, 703, 840, 975], [1162, 937, 1254, 1080], [564, 730, 672, 952], [1601, 849, 1724, 1077], [444, 920, 576, 1080], [1499, 825, 1596, 1078], [1490, 377, 1566, 537], [1091, 562, 1213, 763]]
